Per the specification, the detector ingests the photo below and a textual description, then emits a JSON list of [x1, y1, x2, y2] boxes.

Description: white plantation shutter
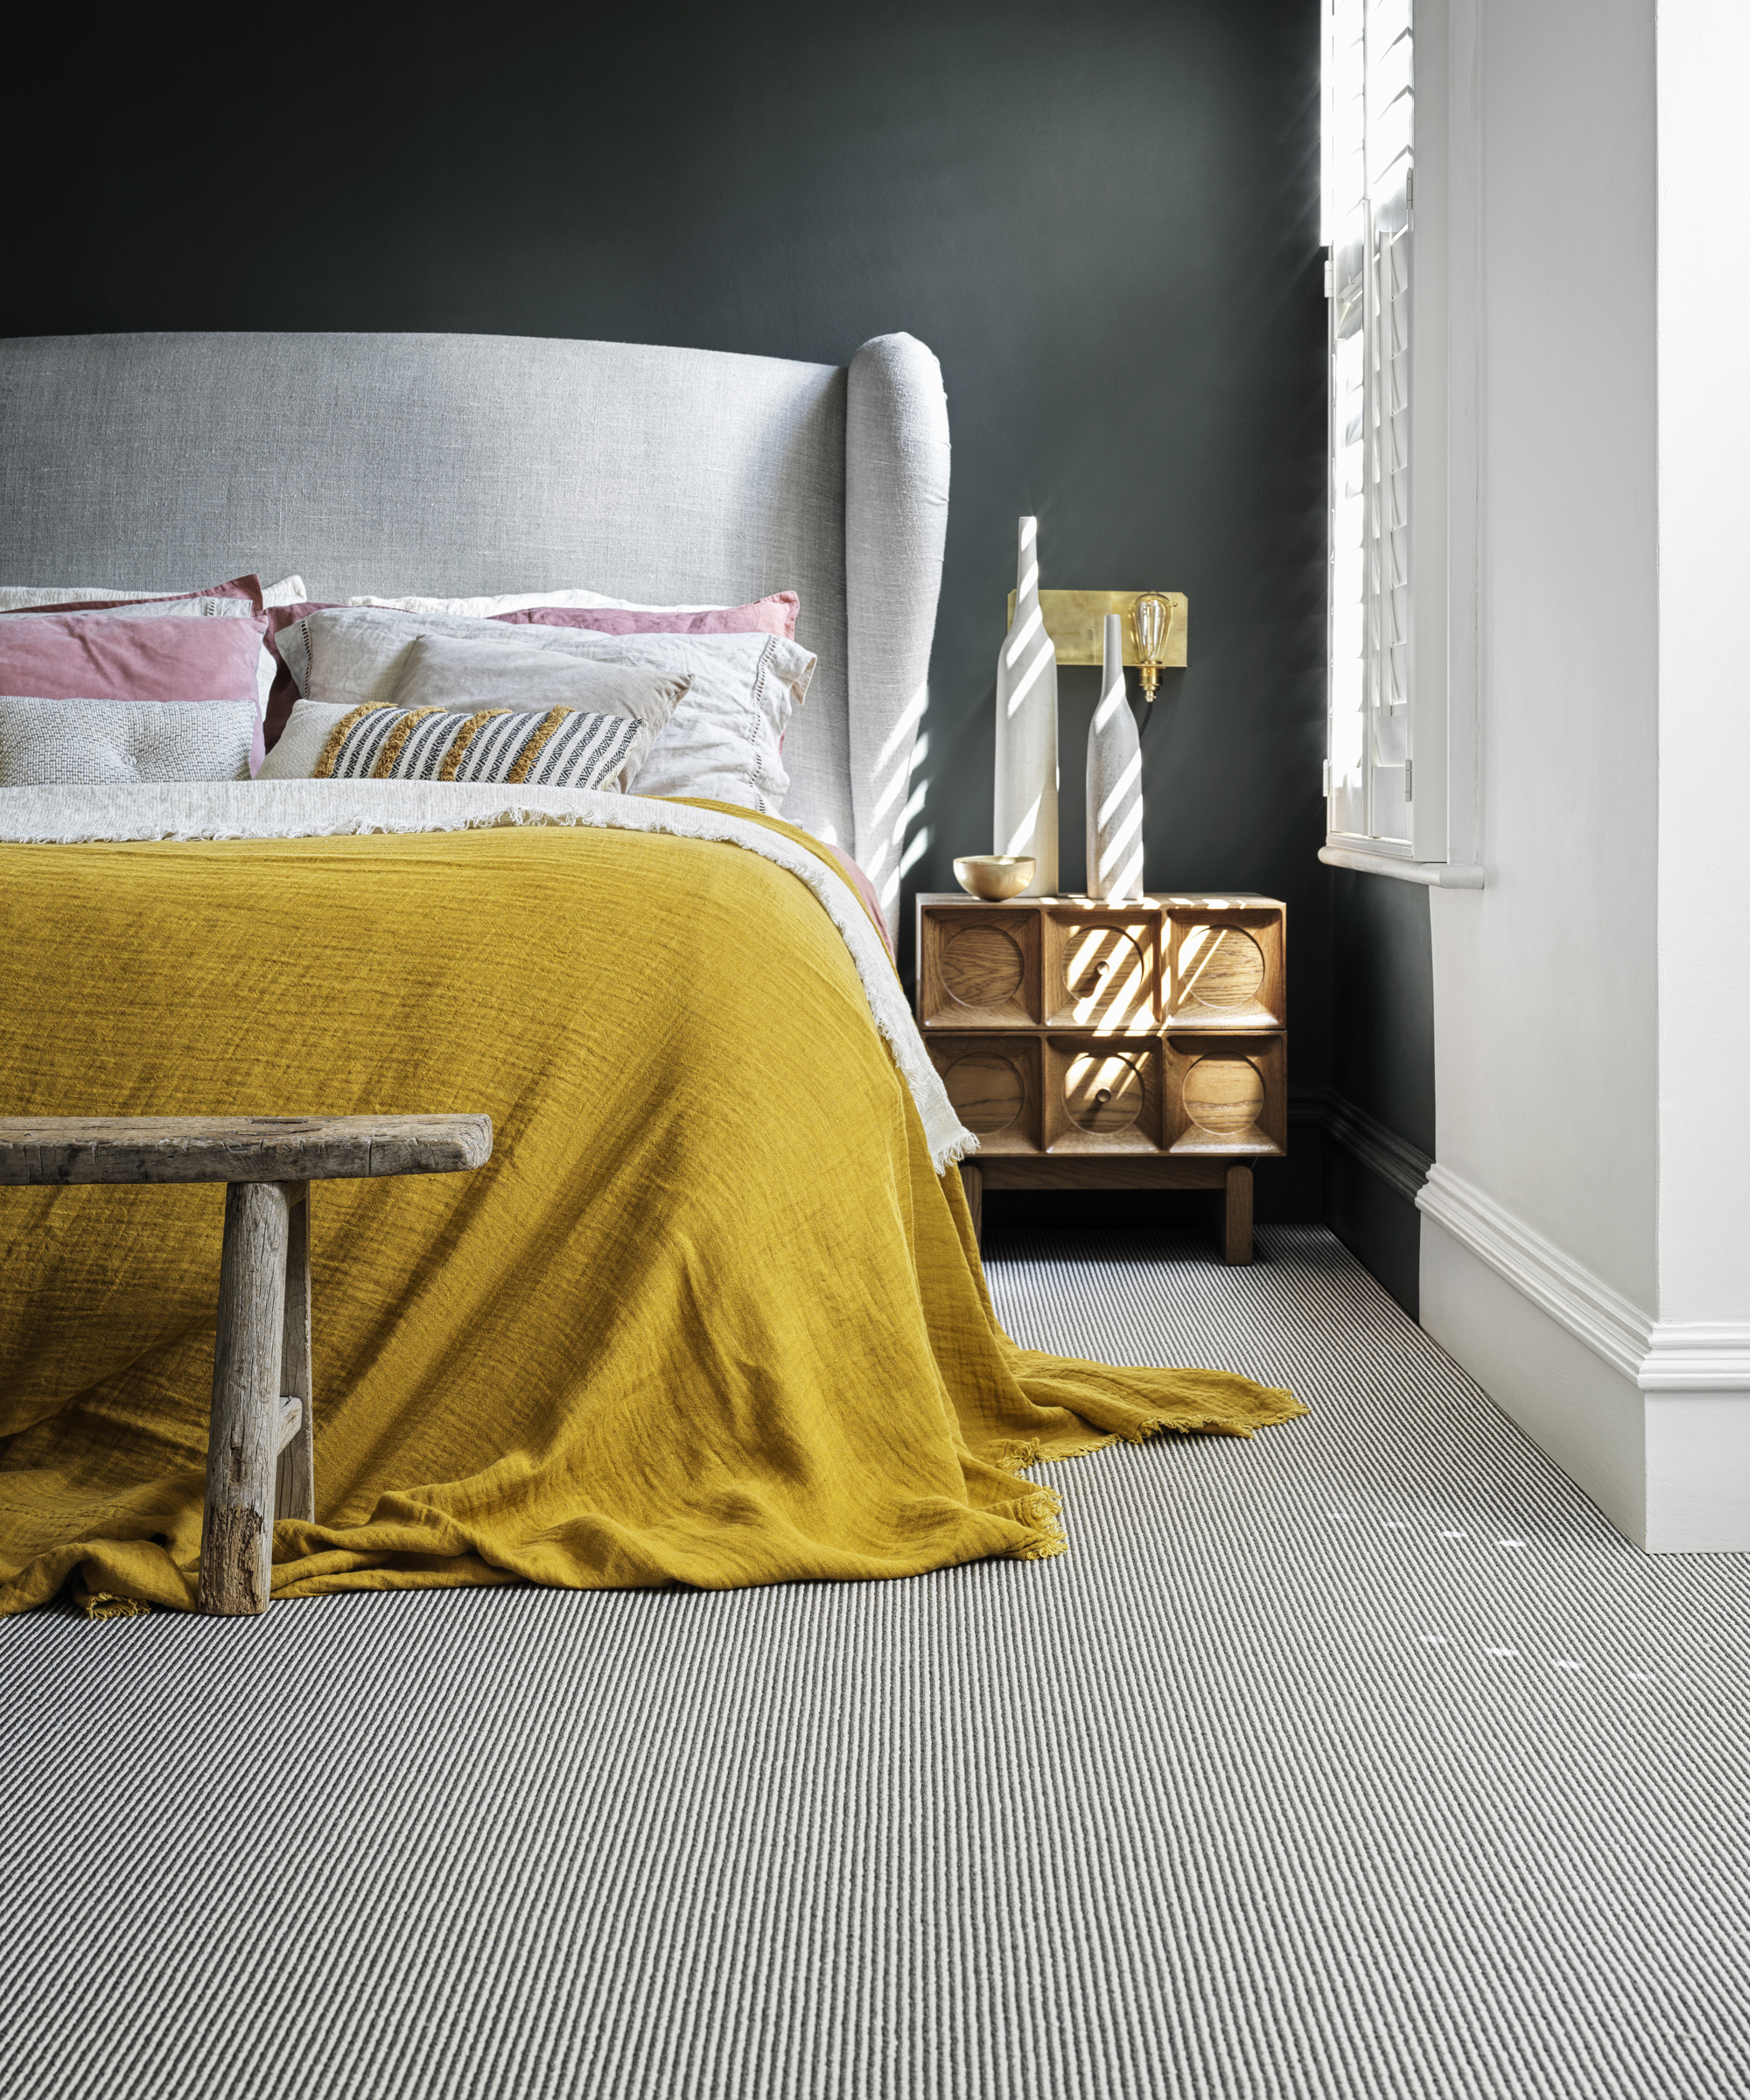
[[1326, 0, 1414, 852]]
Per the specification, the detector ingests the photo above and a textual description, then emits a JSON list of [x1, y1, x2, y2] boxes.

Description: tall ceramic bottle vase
[[1085, 612, 1144, 900], [992, 514, 1059, 896]]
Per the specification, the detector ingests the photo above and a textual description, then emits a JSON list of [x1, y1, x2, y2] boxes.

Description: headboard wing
[[0, 329, 949, 857], [846, 333, 951, 922]]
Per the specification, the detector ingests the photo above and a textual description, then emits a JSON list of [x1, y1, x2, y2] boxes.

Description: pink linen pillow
[[0, 611, 270, 772], [491, 592, 799, 642]]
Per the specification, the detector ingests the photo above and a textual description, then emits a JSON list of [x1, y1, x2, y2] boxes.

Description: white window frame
[[1320, 0, 1485, 889]]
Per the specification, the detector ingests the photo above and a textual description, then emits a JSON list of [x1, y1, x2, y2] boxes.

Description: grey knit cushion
[[0, 697, 256, 785]]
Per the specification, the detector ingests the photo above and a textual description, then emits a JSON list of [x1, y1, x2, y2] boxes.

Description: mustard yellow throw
[[0, 814, 1301, 1614]]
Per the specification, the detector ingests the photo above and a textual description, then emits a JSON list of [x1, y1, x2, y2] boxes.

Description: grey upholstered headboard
[[0, 330, 949, 915]]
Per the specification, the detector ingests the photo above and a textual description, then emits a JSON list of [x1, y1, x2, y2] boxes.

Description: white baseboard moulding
[[1317, 1090, 1432, 1205], [1418, 1163, 1750, 1552]]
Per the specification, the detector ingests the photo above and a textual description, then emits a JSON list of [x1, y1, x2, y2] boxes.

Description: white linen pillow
[[348, 586, 730, 617], [276, 608, 814, 813], [388, 631, 683, 786], [1, 598, 256, 620], [0, 576, 307, 611], [0, 696, 256, 785], [258, 701, 351, 779]]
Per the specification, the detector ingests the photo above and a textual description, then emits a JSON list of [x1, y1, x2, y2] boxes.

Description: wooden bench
[[0, 1114, 493, 1618]]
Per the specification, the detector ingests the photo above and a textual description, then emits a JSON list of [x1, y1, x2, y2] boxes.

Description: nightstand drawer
[[1045, 906, 1159, 1031], [1161, 1033, 1287, 1158], [1161, 901, 1286, 1030], [926, 1035, 1043, 1153], [917, 905, 1041, 1027], [1042, 1035, 1164, 1154]]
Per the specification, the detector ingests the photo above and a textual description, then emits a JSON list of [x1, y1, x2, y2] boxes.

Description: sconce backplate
[[1003, 590, 1188, 668]]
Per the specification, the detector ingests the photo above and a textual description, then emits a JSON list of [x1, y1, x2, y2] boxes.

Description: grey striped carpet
[[4, 1225, 1746, 2100]]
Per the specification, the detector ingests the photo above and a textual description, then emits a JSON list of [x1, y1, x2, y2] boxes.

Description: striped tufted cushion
[[315, 701, 641, 790]]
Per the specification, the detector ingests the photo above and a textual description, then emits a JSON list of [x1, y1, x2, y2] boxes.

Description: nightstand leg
[[959, 1160, 984, 1255], [1221, 1164, 1254, 1266]]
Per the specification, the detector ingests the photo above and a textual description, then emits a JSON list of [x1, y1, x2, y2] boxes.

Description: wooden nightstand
[[915, 892, 1286, 1264]]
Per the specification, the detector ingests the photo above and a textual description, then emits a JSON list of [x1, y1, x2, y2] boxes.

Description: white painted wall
[[1429, 0, 1659, 1312], [1419, 0, 1750, 1549], [1656, 0, 1750, 1330]]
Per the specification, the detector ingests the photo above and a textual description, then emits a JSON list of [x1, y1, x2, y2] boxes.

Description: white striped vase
[[1084, 612, 1144, 900], [992, 514, 1058, 897]]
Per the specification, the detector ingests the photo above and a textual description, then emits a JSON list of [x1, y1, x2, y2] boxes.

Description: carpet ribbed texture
[[4, 1226, 1746, 2099]]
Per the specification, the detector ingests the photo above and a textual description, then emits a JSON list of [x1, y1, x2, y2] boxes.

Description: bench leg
[[274, 1183, 314, 1523], [200, 1181, 290, 1616], [1221, 1163, 1255, 1266]]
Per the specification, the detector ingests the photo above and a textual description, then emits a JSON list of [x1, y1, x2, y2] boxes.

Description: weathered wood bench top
[[0, 1114, 494, 1186]]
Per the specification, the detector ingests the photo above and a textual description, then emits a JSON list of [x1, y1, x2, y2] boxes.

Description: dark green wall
[[4, 0, 1436, 1287], [1327, 870, 1434, 1312], [1330, 874, 1435, 1159]]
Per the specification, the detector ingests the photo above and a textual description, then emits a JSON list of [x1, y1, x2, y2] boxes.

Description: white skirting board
[[1418, 1211, 1648, 1544], [1419, 1166, 1750, 1552]]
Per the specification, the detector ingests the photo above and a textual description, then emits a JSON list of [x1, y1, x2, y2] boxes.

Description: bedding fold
[[0, 802, 1301, 1614]]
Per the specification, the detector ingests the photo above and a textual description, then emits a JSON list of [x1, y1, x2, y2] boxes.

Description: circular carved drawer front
[[942, 926, 1026, 1010], [1180, 1054, 1265, 1137], [1177, 925, 1265, 1009], [943, 1052, 1026, 1135], [1061, 927, 1149, 1019], [1064, 1052, 1145, 1134]]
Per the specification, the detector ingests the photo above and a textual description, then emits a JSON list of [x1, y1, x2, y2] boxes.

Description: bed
[[0, 329, 1299, 1615]]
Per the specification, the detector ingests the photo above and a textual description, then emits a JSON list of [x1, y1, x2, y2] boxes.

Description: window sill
[[1319, 844, 1485, 889]]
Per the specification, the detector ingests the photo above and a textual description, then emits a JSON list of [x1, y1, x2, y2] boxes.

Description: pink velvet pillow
[[492, 592, 798, 641], [0, 609, 268, 704]]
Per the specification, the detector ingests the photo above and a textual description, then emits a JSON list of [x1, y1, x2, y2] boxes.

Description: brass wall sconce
[[1004, 589, 1187, 685]]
